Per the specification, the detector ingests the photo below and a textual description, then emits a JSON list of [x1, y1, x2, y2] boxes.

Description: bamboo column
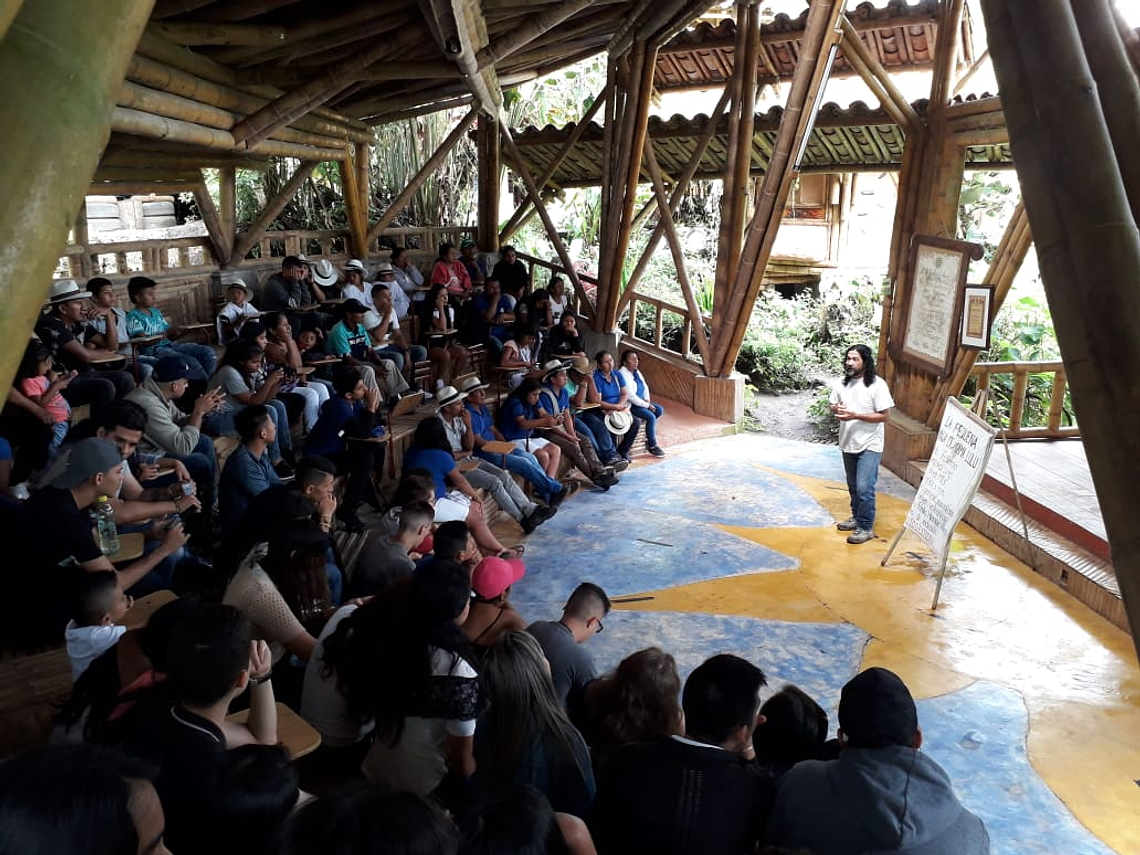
[[219, 166, 237, 255], [709, 0, 847, 376], [364, 107, 480, 246], [73, 200, 92, 279], [192, 181, 230, 265], [339, 153, 369, 258], [477, 115, 502, 252], [0, 0, 153, 401], [229, 161, 318, 265], [980, 0, 1140, 661], [354, 141, 371, 228]]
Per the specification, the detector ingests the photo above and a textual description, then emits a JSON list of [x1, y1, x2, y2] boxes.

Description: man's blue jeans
[[476, 447, 562, 504], [575, 411, 618, 461], [842, 449, 881, 532]]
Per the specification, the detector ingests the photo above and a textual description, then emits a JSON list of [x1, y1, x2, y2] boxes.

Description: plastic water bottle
[[92, 495, 120, 556]]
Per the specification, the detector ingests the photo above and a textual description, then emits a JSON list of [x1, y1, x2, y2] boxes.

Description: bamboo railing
[[970, 360, 1080, 439], [622, 292, 707, 365]]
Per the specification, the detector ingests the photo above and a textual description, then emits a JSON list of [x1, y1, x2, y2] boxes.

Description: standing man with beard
[[829, 344, 894, 545]]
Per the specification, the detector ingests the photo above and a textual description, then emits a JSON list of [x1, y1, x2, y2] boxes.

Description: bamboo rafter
[[229, 161, 319, 265]]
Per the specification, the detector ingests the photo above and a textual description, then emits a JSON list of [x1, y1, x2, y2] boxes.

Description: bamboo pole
[[73, 200, 92, 279], [710, 0, 847, 376], [500, 122, 593, 322], [364, 107, 481, 245], [192, 182, 230, 265], [1071, 1, 1140, 228], [229, 161, 318, 265], [642, 140, 712, 369], [354, 141, 371, 227], [208, 5, 394, 66], [92, 166, 201, 183], [477, 115, 502, 252], [151, 22, 288, 46], [616, 86, 732, 318], [0, 0, 25, 42], [219, 166, 236, 249], [201, 0, 299, 22], [103, 151, 270, 171], [0, 0, 152, 403], [929, 0, 966, 109], [498, 90, 607, 243], [838, 16, 922, 133], [364, 95, 476, 127], [476, 0, 598, 67], [338, 156, 368, 258], [111, 106, 349, 161], [927, 202, 1031, 425], [981, 0, 1140, 661], [952, 48, 990, 97]]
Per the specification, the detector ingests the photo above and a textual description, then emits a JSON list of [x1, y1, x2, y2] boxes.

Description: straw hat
[[436, 385, 468, 409], [605, 410, 634, 435], [312, 259, 338, 286]]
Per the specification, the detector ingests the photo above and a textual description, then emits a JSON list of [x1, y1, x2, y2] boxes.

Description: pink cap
[[472, 556, 526, 599]]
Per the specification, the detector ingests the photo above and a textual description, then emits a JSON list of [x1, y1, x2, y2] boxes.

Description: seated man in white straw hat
[[436, 384, 556, 534]]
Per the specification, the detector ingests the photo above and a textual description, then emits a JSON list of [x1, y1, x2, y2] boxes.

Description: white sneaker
[[846, 529, 874, 545], [836, 517, 858, 532]]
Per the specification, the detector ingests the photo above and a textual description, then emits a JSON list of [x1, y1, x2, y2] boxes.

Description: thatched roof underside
[[511, 96, 1009, 187], [655, 0, 975, 92]]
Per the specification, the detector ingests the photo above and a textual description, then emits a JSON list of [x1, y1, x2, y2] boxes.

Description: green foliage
[[808, 388, 840, 441]]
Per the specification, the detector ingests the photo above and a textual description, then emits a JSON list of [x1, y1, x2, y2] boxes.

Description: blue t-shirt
[[465, 402, 496, 442], [403, 446, 455, 498], [593, 369, 625, 404], [473, 293, 514, 341], [219, 444, 280, 529], [498, 396, 539, 441], [539, 384, 569, 415], [306, 398, 357, 456]]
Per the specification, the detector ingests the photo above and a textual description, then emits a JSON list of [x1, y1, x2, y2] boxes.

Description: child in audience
[[125, 275, 217, 377], [752, 683, 833, 782], [65, 570, 133, 680], [17, 341, 73, 454], [217, 282, 261, 344]]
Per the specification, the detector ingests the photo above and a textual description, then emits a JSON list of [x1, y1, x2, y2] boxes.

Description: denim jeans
[[576, 411, 618, 461], [842, 449, 882, 532], [165, 341, 217, 377], [476, 447, 562, 504], [630, 402, 663, 447]]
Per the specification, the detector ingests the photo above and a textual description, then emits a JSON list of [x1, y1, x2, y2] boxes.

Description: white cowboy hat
[[344, 259, 366, 274], [458, 375, 488, 393], [540, 358, 570, 381], [312, 259, 338, 286], [46, 279, 87, 305], [436, 385, 468, 409], [605, 410, 634, 436]]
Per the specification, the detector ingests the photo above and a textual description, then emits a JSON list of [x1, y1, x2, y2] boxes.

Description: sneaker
[[836, 517, 858, 532], [550, 481, 581, 508], [520, 505, 556, 534], [846, 529, 875, 545], [648, 445, 665, 457], [594, 473, 619, 490]]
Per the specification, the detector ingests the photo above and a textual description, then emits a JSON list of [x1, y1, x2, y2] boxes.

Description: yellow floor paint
[[610, 467, 1140, 854]]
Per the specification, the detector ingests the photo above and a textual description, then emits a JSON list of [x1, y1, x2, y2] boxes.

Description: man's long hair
[[845, 344, 877, 387]]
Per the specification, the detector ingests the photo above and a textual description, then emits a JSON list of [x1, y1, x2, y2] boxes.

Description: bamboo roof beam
[[345, 81, 472, 122], [952, 47, 990, 97], [615, 84, 731, 319], [364, 95, 477, 126], [92, 167, 202, 183], [237, 13, 419, 71], [192, 180, 231, 264], [709, 0, 847, 376], [102, 150, 271, 171], [208, 4, 392, 66], [364, 107, 481, 246], [929, 0, 966, 110], [475, 0, 598, 68], [500, 121, 592, 322], [498, 90, 608, 244], [448, 0, 502, 112], [837, 16, 922, 135], [642, 139, 712, 369], [229, 161, 318, 266], [0, 0, 25, 42], [150, 22, 289, 46], [111, 106, 349, 161]]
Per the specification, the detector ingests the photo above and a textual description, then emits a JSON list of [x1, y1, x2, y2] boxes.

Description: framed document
[[960, 284, 995, 350], [895, 235, 984, 376]]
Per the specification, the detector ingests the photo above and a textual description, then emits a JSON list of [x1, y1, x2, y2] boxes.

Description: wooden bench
[[0, 646, 71, 756]]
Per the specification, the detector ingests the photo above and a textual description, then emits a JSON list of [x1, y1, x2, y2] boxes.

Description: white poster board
[[902, 397, 997, 556]]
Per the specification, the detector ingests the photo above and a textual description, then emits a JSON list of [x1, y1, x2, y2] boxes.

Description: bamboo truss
[[229, 161, 319, 265]]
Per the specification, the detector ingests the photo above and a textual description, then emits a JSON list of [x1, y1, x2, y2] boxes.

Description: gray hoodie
[[766, 745, 989, 854]]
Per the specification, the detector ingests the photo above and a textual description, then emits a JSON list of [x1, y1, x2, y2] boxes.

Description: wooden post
[[364, 107, 480, 246], [477, 115, 502, 252], [73, 200, 92, 279], [643, 140, 712, 369], [339, 153, 368, 258], [192, 180, 230, 264], [354, 141, 371, 227], [709, 0, 847, 376], [218, 165, 236, 257], [980, 0, 1140, 660], [500, 123, 594, 323], [229, 161, 318, 265], [0, 0, 152, 402]]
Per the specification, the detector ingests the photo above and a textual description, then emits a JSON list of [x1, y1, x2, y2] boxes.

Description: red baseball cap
[[471, 556, 526, 599]]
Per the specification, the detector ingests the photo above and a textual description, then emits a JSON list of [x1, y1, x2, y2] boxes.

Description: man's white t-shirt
[[829, 375, 894, 454], [363, 307, 400, 345]]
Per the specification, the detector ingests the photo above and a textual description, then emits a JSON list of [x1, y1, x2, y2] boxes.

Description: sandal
[[499, 544, 525, 560]]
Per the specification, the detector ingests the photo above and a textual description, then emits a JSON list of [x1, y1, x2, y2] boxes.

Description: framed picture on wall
[[894, 235, 984, 376], [960, 284, 995, 350]]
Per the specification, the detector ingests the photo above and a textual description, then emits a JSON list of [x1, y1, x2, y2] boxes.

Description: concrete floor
[[510, 432, 1140, 855]]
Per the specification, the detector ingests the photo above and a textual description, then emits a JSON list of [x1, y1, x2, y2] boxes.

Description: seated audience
[[263, 311, 330, 431], [516, 287, 551, 333], [349, 560, 478, 803], [391, 246, 426, 307], [547, 276, 572, 326], [85, 276, 150, 378], [350, 500, 434, 598], [437, 384, 554, 533], [261, 256, 320, 314], [497, 378, 564, 486], [421, 283, 469, 385], [476, 631, 596, 817], [546, 311, 585, 360], [5, 437, 187, 650], [37, 279, 135, 418], [126, 355, 226, 513], [371, 467, 437, 540], [216, 281, 261, 344], [0, 385, 56, 484], [404, 416, 519, 558], [565, 356, 623, 469], [537, 361, 619, 491], [375, 260, 412, 319], [125, 275, 216, 378], [280, 782, 459, 855], [588, 350, 641, 463], [304, 366, 385, 531], [65, 570, 132, 680], [581, 646, 683, 771], [324, 298, 411, 403], [462, 375, 570, 507], [590, 654, 771, 855], [766, 667, 990, 854], [432, 242, 473, 301], [527, 583, 610, 713], [470, 277, 514, 350], [499, 323, 541, 389], [460, 782, 598, 855], [432, 519, 482, 571], [339, 259, 374, 309], [464, 556, 529, 650], [752, 683, 833, 782], [491, 245, 530, 304], [222, 520, 332, 667], [219, 405, 282, 529], [365, 282, 425, 371], [618, 349, 665, 457], [300, 599, 375, 756], [460, 239, 487, 288], [0, 744, 169, 855], [17, 340, 72, 456]]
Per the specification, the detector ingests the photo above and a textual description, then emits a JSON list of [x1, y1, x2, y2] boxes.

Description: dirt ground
[[743, 382, 834, 443]]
